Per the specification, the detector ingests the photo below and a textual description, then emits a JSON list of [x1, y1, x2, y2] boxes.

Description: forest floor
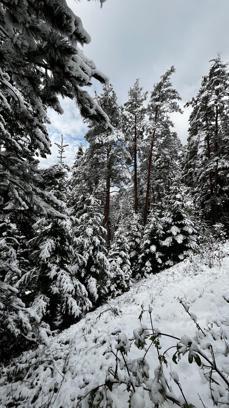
[[1, 243, 229, 408]]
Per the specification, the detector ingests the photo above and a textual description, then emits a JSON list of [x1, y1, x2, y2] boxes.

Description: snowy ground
[[0, 244, 229, 407]]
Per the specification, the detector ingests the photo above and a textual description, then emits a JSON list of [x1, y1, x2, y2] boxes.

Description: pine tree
[[15, 165, 91, 329], [0, 0, 108, 215], [0, 0, 109, 340], [152, 124, 183, 206], [122, 79, 147, 213], [143, 67, 182, 224], [139, 185, 198, 276], [84, 84, 130, 246], [0, 217, 37, 361], [109, 225, 132, 296], [184, 57, 229, 232], [27, 216, 91, 329], [72, 194, 111, 306]]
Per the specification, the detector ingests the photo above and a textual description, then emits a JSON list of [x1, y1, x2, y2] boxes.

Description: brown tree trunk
[[134, 114, 138, 213]]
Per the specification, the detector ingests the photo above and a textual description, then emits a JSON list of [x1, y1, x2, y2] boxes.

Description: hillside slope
[[0, 244, 229, 408]]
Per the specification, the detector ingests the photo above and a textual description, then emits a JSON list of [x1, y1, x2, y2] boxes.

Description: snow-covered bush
[[79, 301, 229, 407]]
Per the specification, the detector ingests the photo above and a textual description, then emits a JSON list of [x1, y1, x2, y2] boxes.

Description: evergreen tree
[[26, 216, 91, 329], [109, 225, 132, 296], [0, 0, 108, 215], [122, 79, 147, 213], [72, 194, 111, 306], [0, 217, 36, 360], [184, 57, 229, 232], [16, 165, 91, 329], [152, 124, 183, 206], [139, 186, 198, 276], [143, 67, 182, 224], [0, 0, 109, 340], [84, 85, 130, 246]]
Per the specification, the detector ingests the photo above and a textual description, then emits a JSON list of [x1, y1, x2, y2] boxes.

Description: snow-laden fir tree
[[72, 194, 111, 307], [0, 217, 37, 361], [142, 66, 182, 224], [20, 215, 91, 329], [122, 79, 147, 213], [184, 57, 229, 233], [139, 185, 198, 276], [120, 212, 143, 279], [0, 0, 109, 338], [40, 164, 70, 203], [109, 225, 132, 297], [17, 165, 91, 329], [152, 123, 183, 206]]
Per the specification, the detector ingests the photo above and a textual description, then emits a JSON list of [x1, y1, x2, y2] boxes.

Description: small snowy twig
[[179, 298, 206, 336]]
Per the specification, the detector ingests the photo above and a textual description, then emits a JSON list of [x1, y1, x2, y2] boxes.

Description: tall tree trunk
[[134, 114, 138, 213], [104, 150, 111, 248]]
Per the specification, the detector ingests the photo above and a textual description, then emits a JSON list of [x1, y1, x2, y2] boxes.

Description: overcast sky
[[42, 0, 229, 167]]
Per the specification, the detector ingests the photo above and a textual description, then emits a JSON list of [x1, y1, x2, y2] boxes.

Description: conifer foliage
[[0, 0, 108, 353], [143, 66, 182, 224], [109, 225, 132, 296], [139, 187, 198, 276], [184, 57, 229, 232], [0, 217, 36, 360], [122, 79, 147, 213], [72, 195, 110, 306]]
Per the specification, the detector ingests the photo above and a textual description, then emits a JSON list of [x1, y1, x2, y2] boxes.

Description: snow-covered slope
[[1, 244, 229, 408]]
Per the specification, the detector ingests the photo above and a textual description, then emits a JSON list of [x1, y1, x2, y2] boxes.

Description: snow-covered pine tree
[[84, 84, 130, 246], [0, 0, 108, 216], [122, 79, 147, 213], [0, 217, 37, 361], [29, 217, 91, 329], [40, 164, 70, 203], [109, 225, 132, 297], [152, 123, 183, 206], [184, 57, 229, 233], [72, 194, 111, 307], [0, 0, 109, 338], [139, 185, 198, 276], [143, 67, 182, 224], [16, 165, 91, 329], [72, 145, 84, 171]]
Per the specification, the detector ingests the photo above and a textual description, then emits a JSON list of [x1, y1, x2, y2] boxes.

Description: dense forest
[[0, 1, 229, 407]]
